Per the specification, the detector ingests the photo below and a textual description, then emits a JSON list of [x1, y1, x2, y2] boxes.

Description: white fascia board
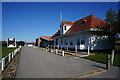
[[90, 28, 103, 31], [54, 29, 90, 39], [40, 37, 53, 41]]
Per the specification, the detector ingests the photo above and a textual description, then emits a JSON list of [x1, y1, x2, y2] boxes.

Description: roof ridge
[[61, 21, 74, 22], [89, 15, 94, 28]]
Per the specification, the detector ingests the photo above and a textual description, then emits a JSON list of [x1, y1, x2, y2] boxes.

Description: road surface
[[16, 46, 119, 78]]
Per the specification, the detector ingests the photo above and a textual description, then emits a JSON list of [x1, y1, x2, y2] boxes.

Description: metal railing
[[0, 45, 22, 72]]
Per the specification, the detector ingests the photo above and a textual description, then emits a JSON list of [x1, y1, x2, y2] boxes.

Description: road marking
[[68, 68, 106, 78]]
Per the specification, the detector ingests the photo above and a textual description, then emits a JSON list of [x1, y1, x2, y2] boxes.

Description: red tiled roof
[[51, 30, 60, 38], [61, 21, 74, 25], [36, 38, 40, 40], [40, 36, 53, 40], [0, 41, 6, 43], [65, 15, 106, 34], [25, 43, 33, 44]]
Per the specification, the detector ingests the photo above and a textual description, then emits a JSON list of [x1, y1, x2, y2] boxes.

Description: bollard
[[61, 45, 62, 50], [62, 50, 64, 56], [67, 45, 68, 51], [48, 47, 49, 52], [46, 47, 47, 51], [75, 45, 77, 53], [54, 45, 55, 50], [111, 50, 115, 65], [9, 53, 11, 62], [55, 49, 58, 54], [2, 58, 5, 71], [58, 45, 59, 50], [50, 49, 53, 53], [52, 49, 54, 53], [106, 55, 110, 69], [48, 45, 49, 49]]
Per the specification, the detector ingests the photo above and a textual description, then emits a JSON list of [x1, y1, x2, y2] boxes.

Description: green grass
[[0, 47, 17, 59], [84, 54, 120, 67], [115, 45, 120, 51], [0, 47, 2, 60], [0, 47, 18, 69], [113, 54, 120, 67]]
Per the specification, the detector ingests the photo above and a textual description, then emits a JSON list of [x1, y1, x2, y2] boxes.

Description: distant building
[[25, 43, 33, 47], [115, 39, 120, 45], [51, 15, 114, 50], [36, 36, 53, 48], [0, 41, 7, 47], [35, 38, 41, 47]]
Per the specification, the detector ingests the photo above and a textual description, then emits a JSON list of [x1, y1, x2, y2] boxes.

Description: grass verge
[[1, 47, 17, 60], [83, 54, 120, 67]]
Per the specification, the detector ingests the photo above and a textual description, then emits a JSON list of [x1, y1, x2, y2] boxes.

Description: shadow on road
[[92, 65, 106, 69]]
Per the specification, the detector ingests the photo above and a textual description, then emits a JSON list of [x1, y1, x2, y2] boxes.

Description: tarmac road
[[16, 46, 119, 78]]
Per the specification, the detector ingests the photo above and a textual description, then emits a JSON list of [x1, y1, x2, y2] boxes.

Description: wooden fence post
[[13, 50, 15, 56], [12, 52, 14, 58], [2, 58, 5, 71], [9, 53, 11, 62]]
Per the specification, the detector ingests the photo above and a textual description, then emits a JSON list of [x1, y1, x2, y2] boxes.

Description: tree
[[104, 8, 117, 50], [105, 8, 120, 34], [105, 8, 117, 24], [17, 41, 25, 46], [116, 10, 120, 33]]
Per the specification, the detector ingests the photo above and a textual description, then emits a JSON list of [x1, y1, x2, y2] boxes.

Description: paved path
[[16, 47, 119, 78]]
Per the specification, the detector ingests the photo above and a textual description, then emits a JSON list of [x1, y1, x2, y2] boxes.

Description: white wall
[[27, 44, 33, 47], [60, 23, 72, 35], [55, 33, 90, 50], [53, 31, 114, 50]]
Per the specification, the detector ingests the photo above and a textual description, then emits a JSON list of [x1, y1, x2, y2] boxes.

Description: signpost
[[7, 38, 16, 48]]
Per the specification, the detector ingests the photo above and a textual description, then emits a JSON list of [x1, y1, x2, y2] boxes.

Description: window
[[77, 35, 80, 45], [61, 41, 63, 45], [77, 39, 80, 45], [70, 41, 73, 45], [77, 35, 80, 39], [81, 20, 86, 25], [64, 26, 67, 30], [56, 39, 58, 45], [81, 36, 85, 45], [64, 41, 68, 45]]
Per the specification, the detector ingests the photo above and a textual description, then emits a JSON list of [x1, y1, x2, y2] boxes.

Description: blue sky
[[2, 2, 118, 42]]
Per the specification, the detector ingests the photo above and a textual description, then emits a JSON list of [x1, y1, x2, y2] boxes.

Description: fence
[[0, 45, 22, 72], [47, 45, 90, 55]]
